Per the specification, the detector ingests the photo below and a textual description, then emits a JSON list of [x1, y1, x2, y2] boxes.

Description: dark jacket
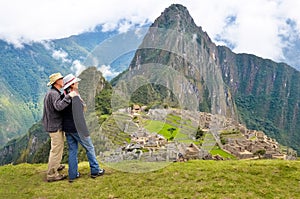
[[42, 86, 71, 132], [62, 96, 89, 137]]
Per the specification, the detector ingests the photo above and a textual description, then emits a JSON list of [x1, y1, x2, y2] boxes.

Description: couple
[[42, 72, 105, 182]]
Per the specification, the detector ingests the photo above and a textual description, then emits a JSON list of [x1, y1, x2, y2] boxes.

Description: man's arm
[[52, 91, 76, 111]]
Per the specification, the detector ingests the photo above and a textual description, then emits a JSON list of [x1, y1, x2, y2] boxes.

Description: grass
[[210, 146, 236, 159], [143, 118, 194, 142], [1, 159, 300, 198], [144, 120, 178, 140], [105, 160, 171, 173]]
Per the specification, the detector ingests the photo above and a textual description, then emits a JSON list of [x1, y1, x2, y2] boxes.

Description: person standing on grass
[[62, 73, 105, 183], [42, 72, 77, 182]]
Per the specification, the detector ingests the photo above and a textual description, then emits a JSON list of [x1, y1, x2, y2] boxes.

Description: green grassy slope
[[1, 159, 300, 198]]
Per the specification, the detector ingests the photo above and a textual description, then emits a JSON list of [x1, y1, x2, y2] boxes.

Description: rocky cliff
[[116, 4, 237, 118], [218, 46, 300, 150]]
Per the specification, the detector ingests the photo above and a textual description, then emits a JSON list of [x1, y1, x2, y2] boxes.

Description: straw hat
[[47, 73, 64, 86], [63, 74, 81, 90]]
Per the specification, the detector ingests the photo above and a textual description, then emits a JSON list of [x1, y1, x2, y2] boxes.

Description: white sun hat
[[63, 73, 81, 90]]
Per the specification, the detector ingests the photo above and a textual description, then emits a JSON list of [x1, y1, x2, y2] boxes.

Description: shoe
[[69, 172, 80, 183], [91, 169, 105, 178], [57, 164, 65, 171], [47, 174, 67, 182]]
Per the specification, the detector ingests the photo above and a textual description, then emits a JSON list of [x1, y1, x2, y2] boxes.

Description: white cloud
[[118, 21, 133, 33], [177, 0, 300, 62], [0, 0, 172, 43], [70, 60, 87, 76], [52, 49, 71, 63], [41, 40, 71, 63], [222, 0, 286, 60], [0, 0, 300, 65], [40, 41, 53, 51], [98, 64, 119, 79]]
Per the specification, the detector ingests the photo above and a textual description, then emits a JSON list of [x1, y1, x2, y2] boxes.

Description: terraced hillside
[[91, 108, 293, 164]]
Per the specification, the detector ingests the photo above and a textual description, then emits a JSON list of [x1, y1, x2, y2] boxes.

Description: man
[[42, 72, 76, 182]]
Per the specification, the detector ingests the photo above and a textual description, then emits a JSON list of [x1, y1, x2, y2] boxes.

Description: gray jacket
[[72, 96, 89, 137], [42, 87, 71, 132]]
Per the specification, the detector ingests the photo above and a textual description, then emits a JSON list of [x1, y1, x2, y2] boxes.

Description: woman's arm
[[72, 96, 90, 137]]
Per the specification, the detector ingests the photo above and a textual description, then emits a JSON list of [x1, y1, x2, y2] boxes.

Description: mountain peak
[[152, 4, 198, 32]]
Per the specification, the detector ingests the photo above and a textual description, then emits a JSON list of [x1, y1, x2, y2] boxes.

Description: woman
[[62, 73, 105, 183]]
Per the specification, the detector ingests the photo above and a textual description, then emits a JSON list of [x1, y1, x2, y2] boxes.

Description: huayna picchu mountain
[[115, 4, 300, 152]]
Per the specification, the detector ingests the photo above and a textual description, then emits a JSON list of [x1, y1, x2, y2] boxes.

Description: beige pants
[[47, 130, 64, 179]]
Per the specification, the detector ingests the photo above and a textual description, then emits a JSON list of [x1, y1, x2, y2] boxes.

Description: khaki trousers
[[47, 130, 64, 179]]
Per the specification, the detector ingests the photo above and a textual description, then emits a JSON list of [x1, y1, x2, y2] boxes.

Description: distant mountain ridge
[[0, 27, 118, 147], [0, 67, 108, 165]]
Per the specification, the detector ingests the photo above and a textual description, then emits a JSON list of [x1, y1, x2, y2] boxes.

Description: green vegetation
[[198, 77, 212, 112], [144, 120, 178, 140], [253, 149, 266, 159], [130, 83, 179, 109], [195, 126, 204, 140], [105, 160, 170, 173], [229, 54, 300, 153], [142, 113, 196, 143], [201, 132, 216, 151], [1, 160, 300, 198], [95, 82, 113, 116], [0, 41, 71, 148], [0, 121, 49, 165], [210, 146, 236, 159], [220, 129, 243, 145]]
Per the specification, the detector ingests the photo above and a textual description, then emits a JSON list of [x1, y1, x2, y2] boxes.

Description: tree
[[253, 149, 266, 159], [196, 126, 204, 140], [167, 127, 176, 141]]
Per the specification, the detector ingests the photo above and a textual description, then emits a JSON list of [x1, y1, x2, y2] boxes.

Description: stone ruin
[[100, 108, 297, 163], [101, 127, 204, 163], [222, 128, 289, 160]]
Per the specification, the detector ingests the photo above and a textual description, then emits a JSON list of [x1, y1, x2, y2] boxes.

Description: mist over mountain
[[282, 38, 300, 71]]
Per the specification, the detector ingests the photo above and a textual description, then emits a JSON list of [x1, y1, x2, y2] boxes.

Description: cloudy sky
[[1, 0, 300, 67]]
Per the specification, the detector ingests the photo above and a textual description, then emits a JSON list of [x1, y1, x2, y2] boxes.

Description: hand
[[69, 91, 77, 98]]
